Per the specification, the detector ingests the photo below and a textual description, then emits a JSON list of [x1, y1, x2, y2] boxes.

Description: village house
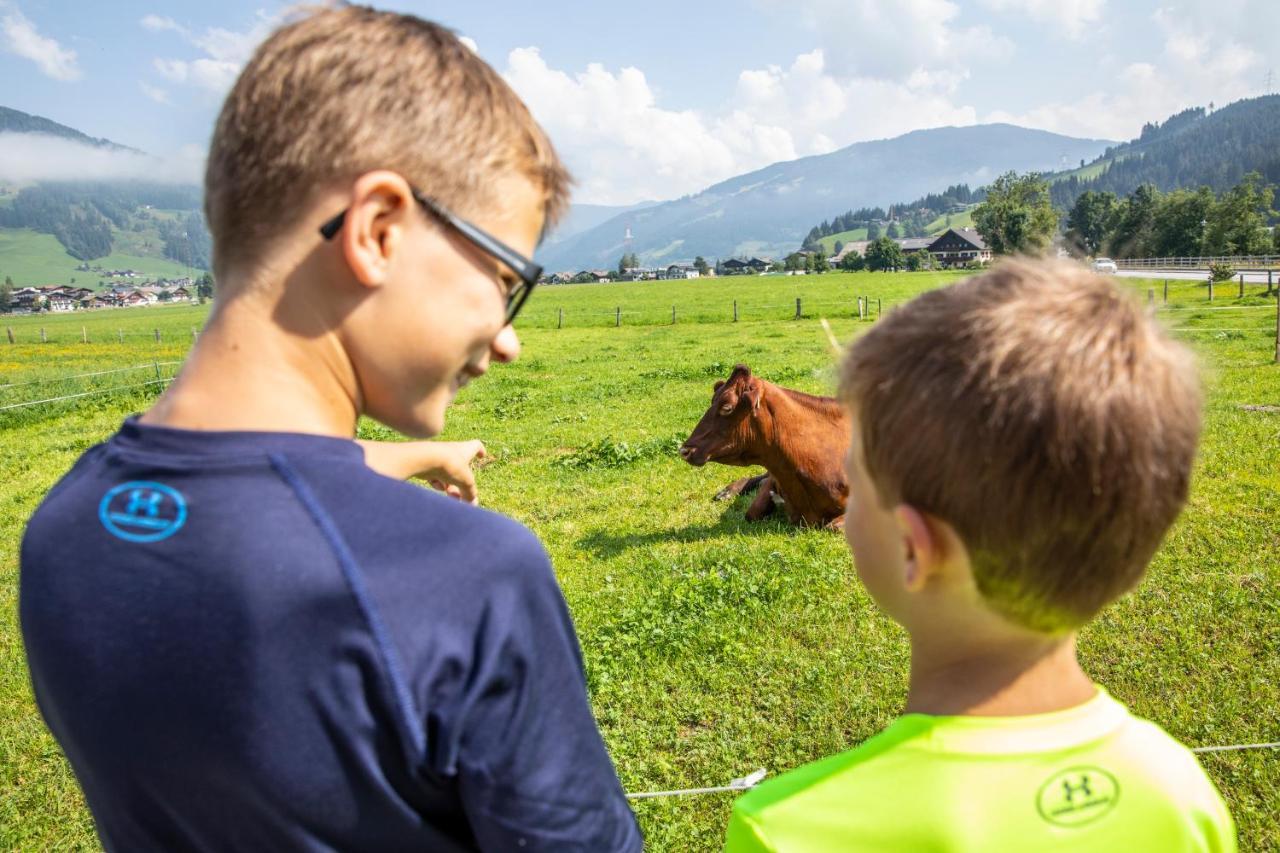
[[924, 228, 991, 267]]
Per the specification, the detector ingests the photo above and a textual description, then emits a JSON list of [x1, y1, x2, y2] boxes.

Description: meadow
[[1, 271, 1277, 850]]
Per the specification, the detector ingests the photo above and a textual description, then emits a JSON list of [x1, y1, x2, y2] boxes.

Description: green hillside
[[816, 227, 867, 252], [922, 208, 974, 234], [0, 222, 200, 287]]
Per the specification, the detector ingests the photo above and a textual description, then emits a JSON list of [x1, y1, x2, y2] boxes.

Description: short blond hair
[[840, 258, 1202, 632], [204, 5, 570, 278]]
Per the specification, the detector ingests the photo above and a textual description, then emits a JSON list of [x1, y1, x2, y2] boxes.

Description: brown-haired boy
[[725, 259, 1235, 851], [20, 7, 640, 850]]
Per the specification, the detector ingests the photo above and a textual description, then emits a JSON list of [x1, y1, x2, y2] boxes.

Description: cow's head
[[679, 364, 766, 467]]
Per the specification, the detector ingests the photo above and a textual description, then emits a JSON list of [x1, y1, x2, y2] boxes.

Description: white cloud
[[984, 4, 1268, 140], [765, 0, 1013, 80], [141, 10, 279, 95], [1, 6, 80, 81], [459, 35, 478, 54], [0, 132, 203, 184], [139, 81, 169, 104], [503, 45, 981, 205], [979, 0, 1105, 39]]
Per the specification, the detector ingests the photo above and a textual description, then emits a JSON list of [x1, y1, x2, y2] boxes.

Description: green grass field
[[1, 271, 1278, 850]]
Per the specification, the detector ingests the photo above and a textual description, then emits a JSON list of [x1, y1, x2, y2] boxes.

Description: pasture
[[1, 271, 1277, 850]]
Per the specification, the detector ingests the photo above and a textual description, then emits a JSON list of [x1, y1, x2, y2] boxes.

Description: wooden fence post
[[1163, 280, 1169, 303], [877, 298, 881, 317], [191, 327, 198, 343], [1275, 286, 1279, 365], [5, 327, 13, 344], [671, 305, 676, 325], [1239, 273, 1245, 299], [40, 327, 46, 343], [117, 329, 124, 344], [558, 307, 563, 329], [794, 297, 801, 320], [1208, 278, 1214, 301], [615, 306, 621, 327], [154, 328, 161, 342], [733, 300, 738, 322], [153, 361, 161, 381], [82, 326, 88, 343]]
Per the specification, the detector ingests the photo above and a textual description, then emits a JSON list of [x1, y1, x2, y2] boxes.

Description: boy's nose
[[490, 324, 521, 363]]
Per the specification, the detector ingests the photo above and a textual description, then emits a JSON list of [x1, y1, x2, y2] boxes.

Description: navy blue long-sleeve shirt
[[20, 418, 641, 851]]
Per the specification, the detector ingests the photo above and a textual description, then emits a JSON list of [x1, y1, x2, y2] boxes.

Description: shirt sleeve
[[450, 540, 641, 852], [724, 806, 775, 853]]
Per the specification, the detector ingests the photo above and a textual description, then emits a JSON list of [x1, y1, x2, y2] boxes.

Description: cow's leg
[[714, 473, 769, 502], [744, 477, 777, 521]]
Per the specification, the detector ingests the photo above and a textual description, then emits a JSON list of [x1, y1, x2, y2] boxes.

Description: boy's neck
[[904, 631, 1096, 717], [141, 286, 361, 437]]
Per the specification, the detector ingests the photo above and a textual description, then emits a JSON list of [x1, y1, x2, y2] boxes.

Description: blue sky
[[2, 0, 1277, 204]]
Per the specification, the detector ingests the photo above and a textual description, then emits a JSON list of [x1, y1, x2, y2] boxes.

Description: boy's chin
[[370, 398, 447, 440]]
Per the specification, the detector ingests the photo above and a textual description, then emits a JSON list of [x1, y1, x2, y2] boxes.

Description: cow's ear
[[745, 377, 764, 412], [713, 380, 725, 392]]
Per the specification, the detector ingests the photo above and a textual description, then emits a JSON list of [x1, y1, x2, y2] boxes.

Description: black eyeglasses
[[319, 187, 542, 325]]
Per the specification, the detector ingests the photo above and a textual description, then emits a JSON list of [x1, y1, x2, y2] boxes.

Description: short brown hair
[[840, 258, 1202, 632], [204, 5, 570, 278]]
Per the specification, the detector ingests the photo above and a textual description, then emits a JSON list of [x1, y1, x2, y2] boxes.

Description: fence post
[[191, 327, 198, 343], [1269, 269, 1275, 296], [117, 329, 124, 344], [40, 327, 46, 343], [1147, 288, 1154, 307], [1163, 280, 1168, 303], [82, 325, 88, 343], [615, 306, 621, 327], [671, 305, 676, 325], [154, 328, 161, 342], [1239, 273, 1245, 299], [1275, 285, 1280, 365], [153, 361, 161, 381], [795, 297, 801, 320], [733, 300, 738, 322], [5, 327, 12, 344], [1208, 278, 1214, 301], [877, 298, 881, 317], [558, 307, 563, 329]]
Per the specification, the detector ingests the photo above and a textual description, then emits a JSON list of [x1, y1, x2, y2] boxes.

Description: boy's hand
[[357, 439, 488, 504]]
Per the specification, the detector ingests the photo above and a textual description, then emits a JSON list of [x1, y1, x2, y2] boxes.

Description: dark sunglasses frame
[[319, 187, 542, 325]]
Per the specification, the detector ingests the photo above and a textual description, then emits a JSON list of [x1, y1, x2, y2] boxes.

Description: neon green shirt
[[725, 688, 1234, 852]]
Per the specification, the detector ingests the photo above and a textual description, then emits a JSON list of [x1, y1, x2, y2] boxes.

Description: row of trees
[[801, 184, 980, 250], [969, 170, 1278, 259], [1064, 174, 1277, 258]]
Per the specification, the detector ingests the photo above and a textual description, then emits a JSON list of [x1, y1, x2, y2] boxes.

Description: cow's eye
[[719, 402, 734, 416]]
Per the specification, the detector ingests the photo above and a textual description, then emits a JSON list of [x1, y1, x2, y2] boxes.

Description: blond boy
[[21, 8, 640, 851], [725, 259, 1234, 851]]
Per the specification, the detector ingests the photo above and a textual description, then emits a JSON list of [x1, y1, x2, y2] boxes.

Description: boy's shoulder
[[727, 693, 1235, 852]]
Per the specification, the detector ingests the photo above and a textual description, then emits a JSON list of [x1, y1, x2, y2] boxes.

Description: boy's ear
[[340, 171, 415, 287], [894, 504, 938, 592]]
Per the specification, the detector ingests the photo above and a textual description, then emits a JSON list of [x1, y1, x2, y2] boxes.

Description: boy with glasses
[[21, 7, 640, 851]]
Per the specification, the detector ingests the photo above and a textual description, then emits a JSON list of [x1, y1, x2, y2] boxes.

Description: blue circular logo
[[98, 481, 188, 543]]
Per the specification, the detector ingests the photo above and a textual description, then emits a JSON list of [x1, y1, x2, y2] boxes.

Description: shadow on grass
[[575, 499, 796, 559]]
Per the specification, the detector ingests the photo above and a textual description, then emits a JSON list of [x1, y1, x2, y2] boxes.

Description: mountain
[[546, 200, 659, 245], [539, 124, 1113, 271], [0, 105, 137, 152], [1048, 95, 1280, 209]]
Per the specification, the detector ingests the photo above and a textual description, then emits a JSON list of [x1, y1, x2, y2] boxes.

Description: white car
[[1092, 257, 1118, 273]]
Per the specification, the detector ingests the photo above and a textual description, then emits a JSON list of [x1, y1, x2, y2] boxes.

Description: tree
[[886, 222, 900, 239], [1106, 184, 1159, 258], [839, 251, 865, 271], [693, 256, 709, 275], [972, 171, 1059, 255], [813, 252, 829, 273], [0, 279, 11, 313], [1064, 190, 1117, 256], [904, 251, 934, 272], [864, 237, 904, 272], [785, 253, 804, 272], [1203, 172, 1274, 256], [866, 221, 882, 241], [1273, 227, 1280, 253], [1151, 187, 1213, 257], [616, 252, 639, 275], [195, 272, 215, 299], [833, 240, 844, 255], [158, 289, 173, 302]]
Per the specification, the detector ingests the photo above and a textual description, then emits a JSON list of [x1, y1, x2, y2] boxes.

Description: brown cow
[[679, 364, 850, 528]]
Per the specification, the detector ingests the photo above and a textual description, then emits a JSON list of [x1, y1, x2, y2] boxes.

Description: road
[[1115, 269, 1276, 284]]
